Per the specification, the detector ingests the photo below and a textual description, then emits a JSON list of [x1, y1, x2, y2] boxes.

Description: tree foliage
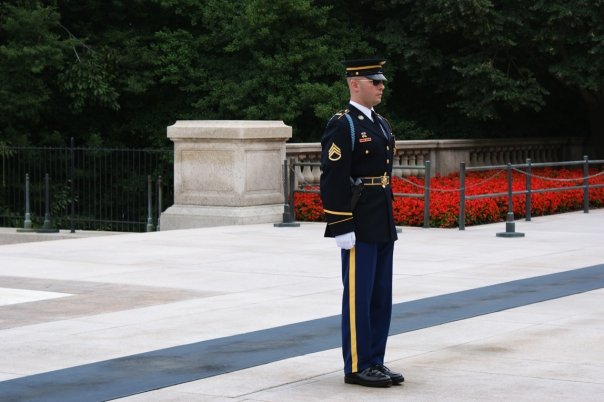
[[1, 0, 603, 155], [0, 2, 66, 144]]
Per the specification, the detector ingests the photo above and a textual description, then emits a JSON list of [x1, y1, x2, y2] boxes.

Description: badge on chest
[[359, 132, 372, 143]]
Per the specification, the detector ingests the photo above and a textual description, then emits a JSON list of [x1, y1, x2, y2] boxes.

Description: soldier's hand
[[335, 232, 355, 249]]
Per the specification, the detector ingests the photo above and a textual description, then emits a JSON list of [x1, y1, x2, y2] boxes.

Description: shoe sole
[[391, 377, 404, 385], [344, 377, 392, 387]]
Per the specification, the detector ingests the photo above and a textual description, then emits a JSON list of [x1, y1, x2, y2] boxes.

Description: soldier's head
[[342, 58, 387, 108]]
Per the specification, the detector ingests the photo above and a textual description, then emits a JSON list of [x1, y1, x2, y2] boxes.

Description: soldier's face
[[350, 78, 384, 108]]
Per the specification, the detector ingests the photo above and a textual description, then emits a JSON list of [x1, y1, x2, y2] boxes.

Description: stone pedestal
[[160, 121, 292, 230]]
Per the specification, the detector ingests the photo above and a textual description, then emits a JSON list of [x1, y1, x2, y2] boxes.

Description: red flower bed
[[293, 167, 604, 228]]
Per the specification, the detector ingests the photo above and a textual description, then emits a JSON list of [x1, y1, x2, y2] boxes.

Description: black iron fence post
[[146, 175, 154, 232], [70, 137, 75, 233], [1, 143, 6, 188], [43, 173, 51, 230], [525, 158, 532, 221], [583, 155, 589, 213], [458, 162, 466, 230], [289, 158, 297, 218], [274, 159, 300, 227], [423, 160, 431, 228], [507, 163, 513, 212], [157, 176, 162, 231]]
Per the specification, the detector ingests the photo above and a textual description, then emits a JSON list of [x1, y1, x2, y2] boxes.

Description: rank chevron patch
[[328, 143, 342, 161]]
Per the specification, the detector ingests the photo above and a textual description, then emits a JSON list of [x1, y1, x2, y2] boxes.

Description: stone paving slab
[[0, 227, 119, 246], [0, 209, 603, 401]]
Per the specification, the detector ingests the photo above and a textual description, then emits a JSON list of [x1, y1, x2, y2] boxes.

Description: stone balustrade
[[287, 137, 585, 186]]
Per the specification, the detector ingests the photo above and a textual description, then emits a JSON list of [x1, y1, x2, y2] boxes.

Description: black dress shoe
[[344, 367, 392, 387], [374, 364, 404, 384]]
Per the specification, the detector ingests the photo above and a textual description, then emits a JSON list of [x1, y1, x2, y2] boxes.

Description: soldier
[[320, 58, 404, 387]]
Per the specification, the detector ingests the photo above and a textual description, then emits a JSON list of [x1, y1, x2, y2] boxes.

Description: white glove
[[335, 232, 356, 250]]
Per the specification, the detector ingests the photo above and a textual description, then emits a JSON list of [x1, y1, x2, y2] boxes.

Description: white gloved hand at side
[[335, 232, 356, 250]]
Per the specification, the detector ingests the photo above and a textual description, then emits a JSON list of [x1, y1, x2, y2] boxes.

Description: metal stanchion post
[[24, 173, 32, 229], [275, 159, 300, 227], [38, 173, 59, 233], [146, 175, 154, 232], [17, 173, 36, 232], [458, 162, 466, 230], [525, 158, 532, 221], [156, 176, 162, 231], [497, 163, 524, 238], [423, 160, 431, 228], [583, 155, 589, 213], [70, 137, 75, 233]]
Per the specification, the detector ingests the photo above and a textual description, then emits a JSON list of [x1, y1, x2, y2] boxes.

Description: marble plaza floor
[[0, 209, 603, 401]]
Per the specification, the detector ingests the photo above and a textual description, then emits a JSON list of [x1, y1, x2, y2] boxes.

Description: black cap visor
[[365, 73, 387, 81]]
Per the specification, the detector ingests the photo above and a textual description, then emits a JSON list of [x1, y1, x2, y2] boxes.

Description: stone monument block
[[160, 121, 292, 230]]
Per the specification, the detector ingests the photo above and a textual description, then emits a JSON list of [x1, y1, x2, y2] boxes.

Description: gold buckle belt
[[359, 173, 390, 187]]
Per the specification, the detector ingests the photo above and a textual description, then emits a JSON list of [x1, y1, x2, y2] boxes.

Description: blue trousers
[[340, 240, 394, 374]]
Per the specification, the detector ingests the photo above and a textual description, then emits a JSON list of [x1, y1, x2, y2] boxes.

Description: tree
[[182, 0, 356, 142], [0, 2, 67, 145], [1, 0, 602, 155], [55, 0, 176, 147], [371, 0, 602, 153], [530, 0, 604, 156], [28, 0, 363, 145]]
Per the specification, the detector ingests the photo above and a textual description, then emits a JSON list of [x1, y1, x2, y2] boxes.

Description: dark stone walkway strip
[[1, 264, 603, 402]]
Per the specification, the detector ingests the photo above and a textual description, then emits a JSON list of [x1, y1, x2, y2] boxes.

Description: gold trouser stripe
[[323, 209, 352, 216], [348, 247, 358, 372]]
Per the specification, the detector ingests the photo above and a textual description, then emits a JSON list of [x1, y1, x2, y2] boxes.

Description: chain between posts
[[512, 168, 604, 182]]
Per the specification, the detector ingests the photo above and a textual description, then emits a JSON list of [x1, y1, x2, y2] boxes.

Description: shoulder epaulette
[[333, 108, 350, 120], [327, 108, 355, 150]]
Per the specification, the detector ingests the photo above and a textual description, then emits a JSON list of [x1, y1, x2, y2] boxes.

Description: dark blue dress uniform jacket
[[320, 103, 398, 243]]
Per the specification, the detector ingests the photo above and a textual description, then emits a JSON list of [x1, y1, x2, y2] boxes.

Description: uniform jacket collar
[[347, 103, 389, 142], [349, 101, 373, 121]]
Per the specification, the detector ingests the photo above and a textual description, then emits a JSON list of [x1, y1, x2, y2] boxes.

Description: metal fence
[[0, 140, 173, 232], [459, 156, 604, 230], [279, 156, 604, 229]]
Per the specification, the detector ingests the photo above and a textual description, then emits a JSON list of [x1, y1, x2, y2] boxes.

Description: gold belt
[[358, 173, 390, 188]]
